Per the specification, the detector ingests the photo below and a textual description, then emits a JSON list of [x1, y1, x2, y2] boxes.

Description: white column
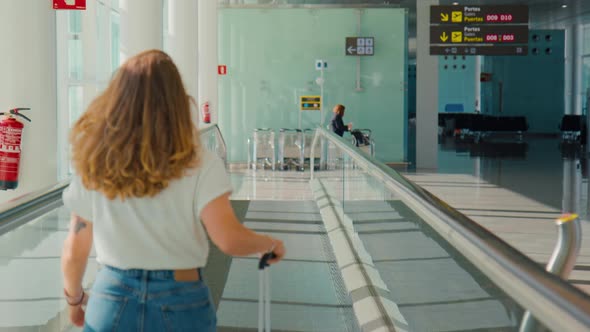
[[165, 0, 199, 123], [416, 0, 439, 169], [475, 56, 482, 113], [571, 24, 583, 115], [565, 26, 573, 115], [82, 2, 100, 107], [198, 0, 219, 124], [0, 2, 57, 199], [119, 0, 163, 61], [562, 158, 581, 214]]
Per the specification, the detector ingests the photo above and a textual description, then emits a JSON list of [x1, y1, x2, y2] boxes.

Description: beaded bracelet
[[64, 288, 86, 306]]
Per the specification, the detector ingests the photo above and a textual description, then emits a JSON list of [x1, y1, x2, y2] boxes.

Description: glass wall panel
[[58, 0, 125, 178], [67, 39, 83, 81], [68, 11, 82, 34], [163, 0, 169, 51], [111, 11, 120, 73], [218, 8, 407, 163], [96, 1, 109, 83], [68, 86, 84, 126]]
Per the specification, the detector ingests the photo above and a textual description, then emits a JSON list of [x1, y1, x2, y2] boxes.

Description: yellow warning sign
[[451, 11, 463, 23], [451, 31, 463, 43], [300, 96, 321, 111]]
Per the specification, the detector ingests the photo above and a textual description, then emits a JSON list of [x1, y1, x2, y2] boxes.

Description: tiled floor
[[404, 137, 590, 294]]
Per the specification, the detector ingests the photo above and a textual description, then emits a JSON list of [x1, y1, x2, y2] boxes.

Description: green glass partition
[[218, 7, 408, 163]]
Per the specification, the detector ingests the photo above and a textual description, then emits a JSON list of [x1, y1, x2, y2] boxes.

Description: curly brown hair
[[70, 50, 200, 200]]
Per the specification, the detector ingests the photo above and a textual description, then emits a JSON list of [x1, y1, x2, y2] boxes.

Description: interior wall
[[218, 8, 408, 163], [0, 2, 57, 201], [438, 56, 477, 113], [482, 29, 565, 133]]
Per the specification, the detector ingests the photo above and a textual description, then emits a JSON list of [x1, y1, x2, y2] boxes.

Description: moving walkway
[[1, 125, 589, 331]]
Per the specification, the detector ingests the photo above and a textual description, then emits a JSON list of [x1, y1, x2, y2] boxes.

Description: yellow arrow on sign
[[440, 13, 449, 22], [440, 32, 449, 42]]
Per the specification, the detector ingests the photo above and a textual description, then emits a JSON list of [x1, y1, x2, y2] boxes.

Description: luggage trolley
[[303, 128, 323, 170], [251, 128, 276, 171], [277, 129, 304, 171]]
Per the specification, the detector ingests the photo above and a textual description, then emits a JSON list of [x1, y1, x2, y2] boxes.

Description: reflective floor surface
[[404, 136, 590, 294]]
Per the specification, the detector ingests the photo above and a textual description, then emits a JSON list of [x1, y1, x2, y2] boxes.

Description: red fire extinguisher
[[0, 108, 31, 190], [201, 102, 211, 124]]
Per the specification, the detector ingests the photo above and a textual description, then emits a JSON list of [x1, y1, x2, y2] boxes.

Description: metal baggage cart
[[303, 129, 324, 170], [277, 128, 304, 171], [251, 128, 276, 171]]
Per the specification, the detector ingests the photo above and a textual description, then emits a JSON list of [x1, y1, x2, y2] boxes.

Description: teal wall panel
[[482, 30, 565, 133], [218, 8, 407, 162], [438, 55, 476, 113]]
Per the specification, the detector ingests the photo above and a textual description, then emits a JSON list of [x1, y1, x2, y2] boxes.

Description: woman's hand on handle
[[201, 193, 287, 260], [265, 236, 285, 265]]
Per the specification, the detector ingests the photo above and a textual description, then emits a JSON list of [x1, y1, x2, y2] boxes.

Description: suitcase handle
[[258, 252, 277, 270], [259, 252, 275, 332]]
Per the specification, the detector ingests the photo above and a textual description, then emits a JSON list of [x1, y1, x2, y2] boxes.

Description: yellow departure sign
[[430, 5, 529, 55], [300, 96, 321, 111]]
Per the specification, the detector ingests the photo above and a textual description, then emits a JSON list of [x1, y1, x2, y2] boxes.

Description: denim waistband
[[104, 265, 203, 281]]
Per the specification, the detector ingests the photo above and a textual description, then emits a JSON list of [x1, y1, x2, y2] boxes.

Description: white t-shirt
[[62, 149, 232, 270]]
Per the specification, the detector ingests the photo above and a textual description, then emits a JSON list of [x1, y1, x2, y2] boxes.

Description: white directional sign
[[346, 37, 375, 56]]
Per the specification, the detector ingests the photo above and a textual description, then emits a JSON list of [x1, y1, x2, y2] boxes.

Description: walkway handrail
[[310, 127, 590, 332], [0, 124, 227, 237], [199, 123, 225, 144], [199, 124, 228, 165], [0, 180, 70, 236]]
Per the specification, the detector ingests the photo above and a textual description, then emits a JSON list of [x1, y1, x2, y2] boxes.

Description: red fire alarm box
[[218, 65, 227, 76], [53, 0, 86, 10]]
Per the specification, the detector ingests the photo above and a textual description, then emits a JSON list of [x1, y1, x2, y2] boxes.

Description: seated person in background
[[330, 104, 352, 137]]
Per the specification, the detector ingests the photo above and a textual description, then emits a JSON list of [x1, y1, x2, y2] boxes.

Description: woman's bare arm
[[61, 213, 93, 326], [201, 193, 285, 263]]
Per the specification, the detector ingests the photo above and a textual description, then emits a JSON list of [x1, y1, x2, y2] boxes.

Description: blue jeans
[[84, 265, 216, 331]]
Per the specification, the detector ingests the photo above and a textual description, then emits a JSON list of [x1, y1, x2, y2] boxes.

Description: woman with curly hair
[[61, 49, 285, 331]]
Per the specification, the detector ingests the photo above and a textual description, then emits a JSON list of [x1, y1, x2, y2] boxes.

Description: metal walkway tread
[[350, 200, 521, 332], [216, 200, 359, 332]]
